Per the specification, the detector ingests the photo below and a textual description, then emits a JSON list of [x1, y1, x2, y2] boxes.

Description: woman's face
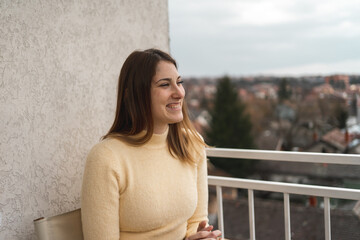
[[151, 60, 185, 134]]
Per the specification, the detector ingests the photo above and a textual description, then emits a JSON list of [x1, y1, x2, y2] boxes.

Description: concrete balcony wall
[[0, 1, 169, 239]]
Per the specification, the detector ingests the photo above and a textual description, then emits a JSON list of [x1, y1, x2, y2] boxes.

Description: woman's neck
[[153, 124, 169, 134]]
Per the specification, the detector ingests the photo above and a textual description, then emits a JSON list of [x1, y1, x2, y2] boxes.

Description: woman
[[81, 49, 222, 240]]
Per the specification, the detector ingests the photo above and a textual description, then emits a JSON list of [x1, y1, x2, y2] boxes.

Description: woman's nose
[[172, 85, 185, 99]]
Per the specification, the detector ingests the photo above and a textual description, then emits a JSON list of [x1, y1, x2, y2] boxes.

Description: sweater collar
[[130, 126, 169, 149], [146, 127, 169, 149]]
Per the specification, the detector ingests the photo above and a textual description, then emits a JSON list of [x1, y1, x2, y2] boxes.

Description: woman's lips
[[166, 102, 181, 110]]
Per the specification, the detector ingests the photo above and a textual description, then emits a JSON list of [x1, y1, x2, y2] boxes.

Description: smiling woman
[[151, 61, 185, 134], [80, 49, 222, 240]]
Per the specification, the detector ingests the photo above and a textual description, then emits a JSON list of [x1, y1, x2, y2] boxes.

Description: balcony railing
[[206, 148, 360, 240]]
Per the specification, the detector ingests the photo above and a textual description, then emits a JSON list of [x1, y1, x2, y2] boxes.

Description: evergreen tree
[[278, 78, 292, 101], [206, 76, 255, 178], [334, 104, 348, 129]]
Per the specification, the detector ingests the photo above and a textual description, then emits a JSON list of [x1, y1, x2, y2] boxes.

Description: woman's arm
[[81, 144, 122, 240], [186, 148, 210, 236]]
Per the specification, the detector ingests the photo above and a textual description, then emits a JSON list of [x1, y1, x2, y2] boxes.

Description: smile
[[166, 103, 181, 110]]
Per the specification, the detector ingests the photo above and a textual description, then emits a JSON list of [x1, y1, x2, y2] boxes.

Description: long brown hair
[[103, 49, 206, 164]]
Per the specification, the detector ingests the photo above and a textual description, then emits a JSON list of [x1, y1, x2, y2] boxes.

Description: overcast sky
[[168, 0, 360, 77]]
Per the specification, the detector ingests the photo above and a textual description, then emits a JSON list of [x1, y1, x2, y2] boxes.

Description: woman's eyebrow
[[155, 76, 181, 83]]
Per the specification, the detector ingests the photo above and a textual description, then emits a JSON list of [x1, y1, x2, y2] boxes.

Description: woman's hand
[[185, 221, 222, 240]]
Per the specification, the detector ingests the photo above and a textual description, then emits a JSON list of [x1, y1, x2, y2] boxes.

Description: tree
[[206, 76, 255, 177], [278, 78, 292, 102], [334, 103, 348, 129]]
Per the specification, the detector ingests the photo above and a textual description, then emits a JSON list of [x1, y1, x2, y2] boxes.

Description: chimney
[[308, 196, 317, 207], [344, 129, 350, 145], [313, 131, 318, 142]]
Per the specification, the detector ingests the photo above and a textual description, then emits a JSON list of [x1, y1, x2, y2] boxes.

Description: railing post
[[248, 189, 256, 240], [216, 186, 224, 237], [324, 197, 331, 240], [206, 146, 360, 240], [284, 193, 291, 240]]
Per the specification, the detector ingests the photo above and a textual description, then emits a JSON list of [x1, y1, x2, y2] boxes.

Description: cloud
[[261, 59, 360, 76], [225, 1, 299, 26], [169, 0, 360, 76], [303, 21, 360, 39]]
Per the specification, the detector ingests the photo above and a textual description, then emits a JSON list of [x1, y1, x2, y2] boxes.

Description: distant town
[[185, 74, 360, 239], [184, 74, 360, 154]]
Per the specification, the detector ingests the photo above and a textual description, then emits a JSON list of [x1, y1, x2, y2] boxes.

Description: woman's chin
[[168, 115, 183, 124]]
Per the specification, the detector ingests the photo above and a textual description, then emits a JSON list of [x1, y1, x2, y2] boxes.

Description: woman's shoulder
[[86, 137, 129, 165], [91, 136, 129, 152]]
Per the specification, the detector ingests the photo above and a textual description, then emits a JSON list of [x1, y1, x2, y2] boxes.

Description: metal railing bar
[[216, 186, 225, 237], [206, 148, 360, 165], [283, 193, 291, 240], [248, 189, 256, 240], [208, 176, 360, 200], [324, 197, 331, 240]]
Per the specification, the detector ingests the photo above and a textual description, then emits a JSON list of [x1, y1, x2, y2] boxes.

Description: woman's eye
[[177, 80, 184, 85], [160, 83, 170, 87]]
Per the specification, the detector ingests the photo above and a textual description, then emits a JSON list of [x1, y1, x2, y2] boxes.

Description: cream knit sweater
[[81, 128, 209, 240]]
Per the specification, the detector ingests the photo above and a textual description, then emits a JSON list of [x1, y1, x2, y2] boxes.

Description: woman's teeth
[[167, 103, 180, 109]]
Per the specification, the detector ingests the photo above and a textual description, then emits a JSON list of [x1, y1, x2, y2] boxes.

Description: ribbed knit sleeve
[[186, 148, 209, 237], [81, 144, 123, 240]]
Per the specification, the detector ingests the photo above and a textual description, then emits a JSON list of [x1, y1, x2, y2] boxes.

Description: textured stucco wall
[[0, 0, 169, 239]]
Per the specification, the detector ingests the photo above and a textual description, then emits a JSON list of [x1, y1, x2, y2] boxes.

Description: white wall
[[0, 0, 169, 239]]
